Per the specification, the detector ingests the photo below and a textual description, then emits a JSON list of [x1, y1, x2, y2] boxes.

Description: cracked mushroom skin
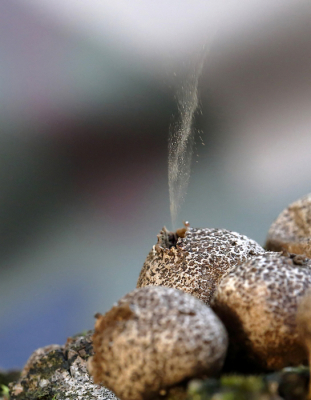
[[137, 226, 265, 304], [89, 286, 228, 400], [265, 193, 311, 257], [212, 253, 311, 371]]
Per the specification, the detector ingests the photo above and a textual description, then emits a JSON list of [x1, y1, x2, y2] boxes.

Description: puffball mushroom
[[88, 286, 228, 400], [212, 253, 311, 371], [266, 193, 311, 257], [297, 290, 311, 400], [137, 225, 265, 304]]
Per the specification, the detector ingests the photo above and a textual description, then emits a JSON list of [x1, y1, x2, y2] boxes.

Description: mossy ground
[[5, 330, 310, 400], [163, 367, 310, 400], [5, 368, 311, 400]]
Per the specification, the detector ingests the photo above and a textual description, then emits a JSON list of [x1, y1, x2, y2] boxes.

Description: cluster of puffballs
[[88, 193, 311, 400]]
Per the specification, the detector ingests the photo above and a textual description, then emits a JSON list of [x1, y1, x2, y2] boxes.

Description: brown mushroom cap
[[296, 289, 311, 357], [265, 193, 311, 257], [212, 253, 311, 371], [89, 286, 228, 400], [137, 227, 265, 304]]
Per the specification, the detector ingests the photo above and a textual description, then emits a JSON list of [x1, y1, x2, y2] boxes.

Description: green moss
[[187, 378, 220, 400], [220, 375, 264, 392], [187, 375, 270, 400], [1, 384, 10, 397]]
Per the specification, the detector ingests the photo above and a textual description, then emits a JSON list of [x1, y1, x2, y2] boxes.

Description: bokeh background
[[1, 0, 311, 369]]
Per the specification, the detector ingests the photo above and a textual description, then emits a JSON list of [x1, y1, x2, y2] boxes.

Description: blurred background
[[1, 0, 311, 369]]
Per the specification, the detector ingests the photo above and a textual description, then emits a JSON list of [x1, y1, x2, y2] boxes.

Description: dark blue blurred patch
[[0, 285, 86, 369]]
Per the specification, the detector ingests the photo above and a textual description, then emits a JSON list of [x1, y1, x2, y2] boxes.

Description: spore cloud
[[168, 54, 205, 228]]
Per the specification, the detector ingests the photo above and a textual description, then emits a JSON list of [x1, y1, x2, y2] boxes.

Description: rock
[[89, 286, 228, 400], [9, 332, 118, 400], [265, 193, 311, 257], [212, 253, 311, 371], [137, 226, 265, 304]]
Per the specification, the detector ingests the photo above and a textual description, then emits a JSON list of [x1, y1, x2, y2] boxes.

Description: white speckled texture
[[137, 227, 265, 304], [212, 253, 311, 370], [266, 193, 311, 256], [90, 286, 228, 400], [52, 355, 118, 400]]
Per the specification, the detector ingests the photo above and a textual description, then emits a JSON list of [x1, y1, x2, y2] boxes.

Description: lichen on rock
[[9, 332, 118, 400]]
